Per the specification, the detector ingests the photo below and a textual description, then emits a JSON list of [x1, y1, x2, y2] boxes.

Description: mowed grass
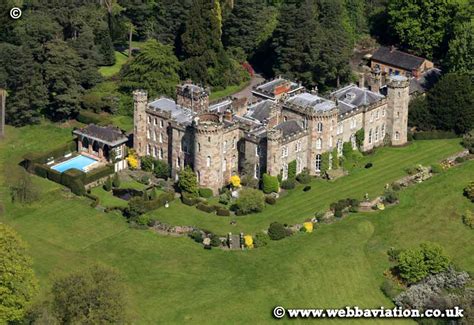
[[1, 124, 472, 324], [152, 139, 465, 234], [209, 80, 250, 101], [98, 51, 129, 77]]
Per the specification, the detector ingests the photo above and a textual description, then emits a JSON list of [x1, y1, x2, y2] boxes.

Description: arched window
[[147, 144, 151, 155], [315, 154, 322, 172], [160, 120, 164, 128], [368, 129, 373, 144], [206, 156, 211, 167], [317, 122, 323, 133], [316, 138, 322, 150]]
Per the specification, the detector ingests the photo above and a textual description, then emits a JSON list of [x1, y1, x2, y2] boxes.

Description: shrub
[[209, 234, 221, 247], [397, 243, 451, 284], [380, 279, 402, 300], [331, 148, 339, 169], [334, 209, 343, 218], [355, 128, 365, 148], [196, 202, 216, 213], [140, 156, 155, 172], [83, 164, 114, 185], [135, 214, 153, 226], [391, 183, 402, 191], [303, 185, 311, 192], [383, 189, 399, 204], [462, 210, 474, 229], [405, 166, 418, 175], [229, 175, 241, 188], [243, 235, 253, 248], [462, 130, 474, 153], [61, 169, 86, 196], [364, 162, 373, 169], [126, 149, 139, 170], [112, 173, 121, 188], [235, 188, 265, 215], [103, 177, 112, 191], [296, 169, 311, 184], [182, 192, 198, 206], [268, 222, 287, 240], [178, 166, 198, 195], [455, 156, 466, 163], [262, 173, 279, 194], [189, 230, 203, 243], [265, 196, 276, 205], [303, 222, 313, 233], [281, 178, 296, 190], [240, 174, 258, 189], [154, 159, 170, 179], [254, 232, 269, 248], [216, 206, 230, 216], [464, 182, 474, 202], [218, 193, 230, 205], [199, 188, 213, 198]]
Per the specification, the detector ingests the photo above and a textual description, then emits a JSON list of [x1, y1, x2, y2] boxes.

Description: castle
[[133, 75, 409, 194]]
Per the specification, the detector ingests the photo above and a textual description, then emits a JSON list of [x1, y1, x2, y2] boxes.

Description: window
[[232, 137, 236, 149], [303, 117, 308, 129], [223, 159, 227, 172], [198, 143, 201, 152], [351, 134, 356, 149], [368, 129, 373, 144], [375, 127, 379, 142], [255, 146, 259, 157], [296, 140, 301, 152], [395, 131, 400, 140], [317, 122, 323, 133], [159, 148, 163, 160], [282, 163, 288, 180], [153, 130, 157, 141], [337, 139, 343, 156], [283, 116, 288, 122], [154, 118, 157, 126], [160, 120, 164, 128], [281, 146, 288, 157], [315, 154, 322, 172], [370, 112, 374, 122], [208, 136, 211, 142], [376, 110, 379, 120], [381, 124, 385, 138], [329, 136, 333, 148], [115, 146, 123, 158], [206, 156, 211, 167], [197, 171, 200, 183], [316, 138, 322, 150], [223, 141, 227, 153], [297, 157, 302, 173], [159, 133, 163, 143], [147, 144, 151, 155], [147, 116, 151, 124], [382, 108, 386, 117], [397, 111, 400, 118], [153, 146, 158, 158], [147, 129, 150, 139], [350, 117, 356, 129], [337, 122, 343, 135]]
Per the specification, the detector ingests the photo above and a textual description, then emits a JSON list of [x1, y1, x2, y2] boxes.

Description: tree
[[427, 73, 474, 135], [288, 160, 297, 180], [235, 188, 265, 214], [408, 95, 434, 131], [178, 166, 198, 195], [331, 148, 339, 169], [0, 223, 38, 323], [355, 128, 364, 148], [462, 130, 474, 154], [445, 21, 474, 77], [112, 173, 121, 188], [103, 177, 113, 191], [51, 265, 127, 324], [387, 0, 456, 58], [121, 40, 180, 98], [9, 169, 39, 204]]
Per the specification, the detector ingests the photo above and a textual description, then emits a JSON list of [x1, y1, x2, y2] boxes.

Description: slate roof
[[148, 98, 196, 126], [245, 100, 274, 122], [372, 46, 426, 71], [286, 92, 336, 112], [252, 77, 304, 99], [274, 120, 305, 137], [73, 124, 128, 146], [409, 68, 441, 95], [331, 84, 385, 114], [209, 99, 233, 113]]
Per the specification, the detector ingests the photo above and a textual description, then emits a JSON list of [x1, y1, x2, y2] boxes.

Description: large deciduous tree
[[120, 39, 180, 98], [0, 224, 38, 323]]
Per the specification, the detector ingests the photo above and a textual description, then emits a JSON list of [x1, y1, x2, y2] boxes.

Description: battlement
[[388, 75, 409, 88]]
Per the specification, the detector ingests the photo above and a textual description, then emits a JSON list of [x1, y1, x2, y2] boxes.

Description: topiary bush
[[281, 178, 296, 190], [199, 188, 213, 198], [262, 173, 279, 194], [268, 222, 287, 240], [182, 192, 197, 206], [303, 185, 311, 192]]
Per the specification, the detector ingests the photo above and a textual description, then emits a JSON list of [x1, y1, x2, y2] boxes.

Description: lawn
[[91, 187, 129, 208], [110, 114, 134, 132], [98, 51, 129, 77], [209, 80, 250, 101], [151, 139, 465, 234], [0, 123, 472, 324]]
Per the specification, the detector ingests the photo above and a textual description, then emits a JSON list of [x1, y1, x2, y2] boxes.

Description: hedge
[[76, 110, 111, 125], [85, 193, 100, 208], [196, 202, 216, 213], [181, 192, 198, 206], [84, 164, 114, 185], [262, 173, 279, 194], [47, 169, 62, 184], [413, 130, 458, 140], [61, 169, 86, 196], [33, 163, 49, 178], [198, 188, 213, 198], [216, 206, 231, 216], [143, 191, 175, 211], [23, 141, 76, 166], [281, 178, 296, 190]]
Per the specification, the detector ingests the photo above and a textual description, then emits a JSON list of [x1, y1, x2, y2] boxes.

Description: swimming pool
[[51, 155, 98, 173]]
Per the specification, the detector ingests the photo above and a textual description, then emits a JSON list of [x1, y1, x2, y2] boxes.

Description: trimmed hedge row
[[23, 141, 76, 166], [84, 164, 114, 184], [196, 202, 216, 213], [216, 206, 230, 216], [413, 130, 458, 140], [181, 192, 198, 206]]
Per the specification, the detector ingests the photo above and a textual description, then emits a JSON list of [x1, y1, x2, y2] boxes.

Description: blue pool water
[[51, 155, 98, 173]]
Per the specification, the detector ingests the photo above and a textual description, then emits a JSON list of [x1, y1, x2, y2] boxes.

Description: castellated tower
[[177, 83, 210, 113], [192, 113, 224, 194], [387, 75, 409, 146], [133, 90, 148, 156], [266, 128, 282, 177]]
